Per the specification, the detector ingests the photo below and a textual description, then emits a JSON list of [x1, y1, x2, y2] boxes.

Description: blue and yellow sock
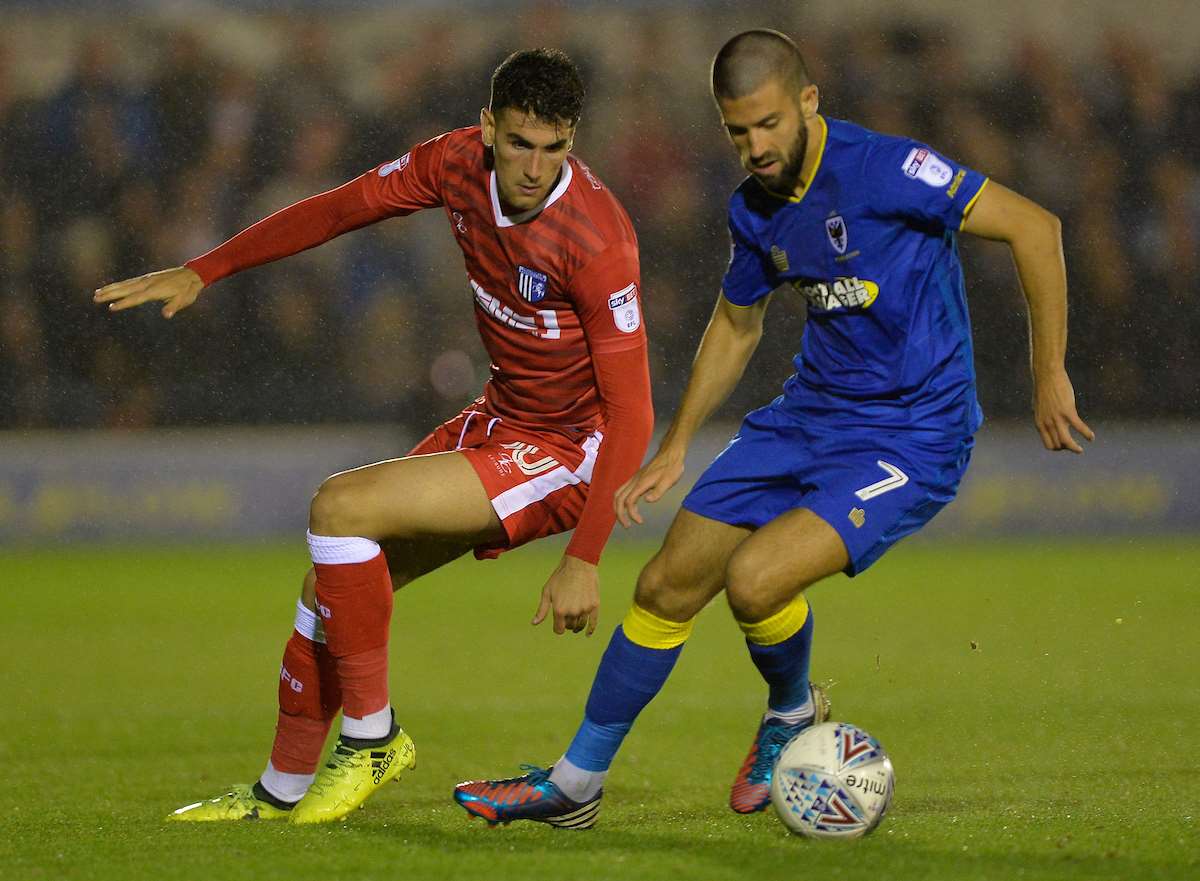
[[738, 594, 814, 716], [553, 604, 693, 797]]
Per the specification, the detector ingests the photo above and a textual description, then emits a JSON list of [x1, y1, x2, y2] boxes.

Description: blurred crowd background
[[1, 1, 1197, 431]]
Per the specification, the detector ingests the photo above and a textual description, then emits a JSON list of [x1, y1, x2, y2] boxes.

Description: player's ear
[[799, 83, 820, 118], [480, 107, 496, 147]]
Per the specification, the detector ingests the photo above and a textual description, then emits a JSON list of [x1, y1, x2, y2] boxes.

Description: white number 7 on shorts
[[854, 460, 909, 501]]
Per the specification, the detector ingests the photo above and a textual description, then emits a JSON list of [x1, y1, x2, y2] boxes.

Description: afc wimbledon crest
[[518, 265, 548, 303], [825, 215, 848, 255]]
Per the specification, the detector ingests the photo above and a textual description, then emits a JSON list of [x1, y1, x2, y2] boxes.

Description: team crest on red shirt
[[518, 265, 548, 303]]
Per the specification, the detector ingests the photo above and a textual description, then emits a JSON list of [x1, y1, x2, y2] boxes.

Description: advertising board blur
[[0, 424, 1195, 545]]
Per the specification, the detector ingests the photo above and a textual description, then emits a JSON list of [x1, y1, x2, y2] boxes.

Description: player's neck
[[498, 167, 565, 219], [790, 114, 824, 199], [792, 117, 820, 196]]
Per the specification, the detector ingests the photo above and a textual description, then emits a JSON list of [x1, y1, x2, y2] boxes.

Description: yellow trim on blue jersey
[[623, 603, 694, 649], [790, 115, 828, 204], [737, 594, 809, 646], [959, 177, 990, 230], [758, 115, 828, 205]]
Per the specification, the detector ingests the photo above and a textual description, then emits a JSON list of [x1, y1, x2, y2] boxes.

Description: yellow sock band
[[738, 594, 809, 646], [622, 603, 694, 650]]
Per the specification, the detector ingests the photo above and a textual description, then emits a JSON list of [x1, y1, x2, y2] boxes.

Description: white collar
[[489, 160, 574, 228]]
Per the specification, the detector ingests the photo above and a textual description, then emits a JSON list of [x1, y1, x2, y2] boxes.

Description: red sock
[[312, 551, 393, 720], [270, 631, 342, 774]]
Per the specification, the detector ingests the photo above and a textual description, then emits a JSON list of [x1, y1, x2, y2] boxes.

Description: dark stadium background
[[3, 0, 1196, 431], [4, 0, 1197, 546]]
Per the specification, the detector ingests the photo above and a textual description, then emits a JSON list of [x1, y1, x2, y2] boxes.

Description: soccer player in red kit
[[94, 49, 653, 824]]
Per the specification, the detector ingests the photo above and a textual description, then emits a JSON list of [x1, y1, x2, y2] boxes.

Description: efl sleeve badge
[[608, 283, 641, 333]]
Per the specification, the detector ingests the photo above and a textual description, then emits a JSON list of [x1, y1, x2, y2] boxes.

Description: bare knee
[[633, 554, 707, 621], [725, 552, 804, 623], [309, 473, 374, 537]]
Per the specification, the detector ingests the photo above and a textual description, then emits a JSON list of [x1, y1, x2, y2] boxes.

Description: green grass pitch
[[3, 537, 1197, 880]]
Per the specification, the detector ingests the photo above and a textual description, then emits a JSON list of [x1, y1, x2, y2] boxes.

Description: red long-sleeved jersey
[[186, 126, 653, 563]]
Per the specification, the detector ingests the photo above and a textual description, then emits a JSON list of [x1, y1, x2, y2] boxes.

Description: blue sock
[[563, 617, 688, 773], [745, 604, 814, 713]]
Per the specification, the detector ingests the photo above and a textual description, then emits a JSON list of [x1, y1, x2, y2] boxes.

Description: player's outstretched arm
[[94, 174, 400, 318], [615, 293, 768, 526], [960, 182, 1094, 453], [94, 266, 204, 319]]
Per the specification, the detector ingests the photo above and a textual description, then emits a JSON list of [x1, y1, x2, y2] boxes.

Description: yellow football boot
[[168, 783, 292, 822], [288, 724, 416, 824]]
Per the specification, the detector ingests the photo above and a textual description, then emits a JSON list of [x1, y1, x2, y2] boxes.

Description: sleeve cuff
[[183, 255, 219, 287], [958, 177, 990, 230]]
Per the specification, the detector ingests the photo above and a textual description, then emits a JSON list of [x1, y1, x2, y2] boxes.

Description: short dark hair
[[490, 48, 585, 126], [711, 29, 811, 100]]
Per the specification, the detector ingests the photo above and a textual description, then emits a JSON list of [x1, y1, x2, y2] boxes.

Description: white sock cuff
[[306, 531, 381, 565], [765, 694, 814, 725], [260, 761, 313, 804], [341, 705, 393, 740], [549, 755, 606, 803], [293, 599, 326, 644]]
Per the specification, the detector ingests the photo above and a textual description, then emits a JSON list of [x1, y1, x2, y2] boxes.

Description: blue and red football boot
[[454, 765, 601, 829], [729, 683, 831, 814]]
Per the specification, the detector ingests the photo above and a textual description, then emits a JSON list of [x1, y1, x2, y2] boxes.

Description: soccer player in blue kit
[[453, 29, 1094, 828]]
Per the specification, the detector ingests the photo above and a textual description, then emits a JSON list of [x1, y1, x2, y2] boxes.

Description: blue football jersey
[[722, 116, 988, 436]]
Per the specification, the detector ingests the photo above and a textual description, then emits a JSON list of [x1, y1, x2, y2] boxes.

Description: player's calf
[[730, 592, 827, 814]]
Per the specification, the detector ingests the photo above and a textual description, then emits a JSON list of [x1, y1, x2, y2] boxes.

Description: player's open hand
[[93, 266, 205, 319], [614, 447, 686, 528], [1033, 368, 1095, 453], [532, 555, 600, 636]]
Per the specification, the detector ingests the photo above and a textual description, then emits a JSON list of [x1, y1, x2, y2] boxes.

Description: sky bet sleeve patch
[[901, 147, 953, 187], [608, 283, 641, 333]]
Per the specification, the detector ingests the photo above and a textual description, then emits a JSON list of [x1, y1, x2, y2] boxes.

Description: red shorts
[[407, 400, 602, 559]]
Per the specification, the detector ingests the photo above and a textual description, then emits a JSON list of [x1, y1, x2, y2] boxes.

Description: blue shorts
[[682, 402, 973, 576]]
